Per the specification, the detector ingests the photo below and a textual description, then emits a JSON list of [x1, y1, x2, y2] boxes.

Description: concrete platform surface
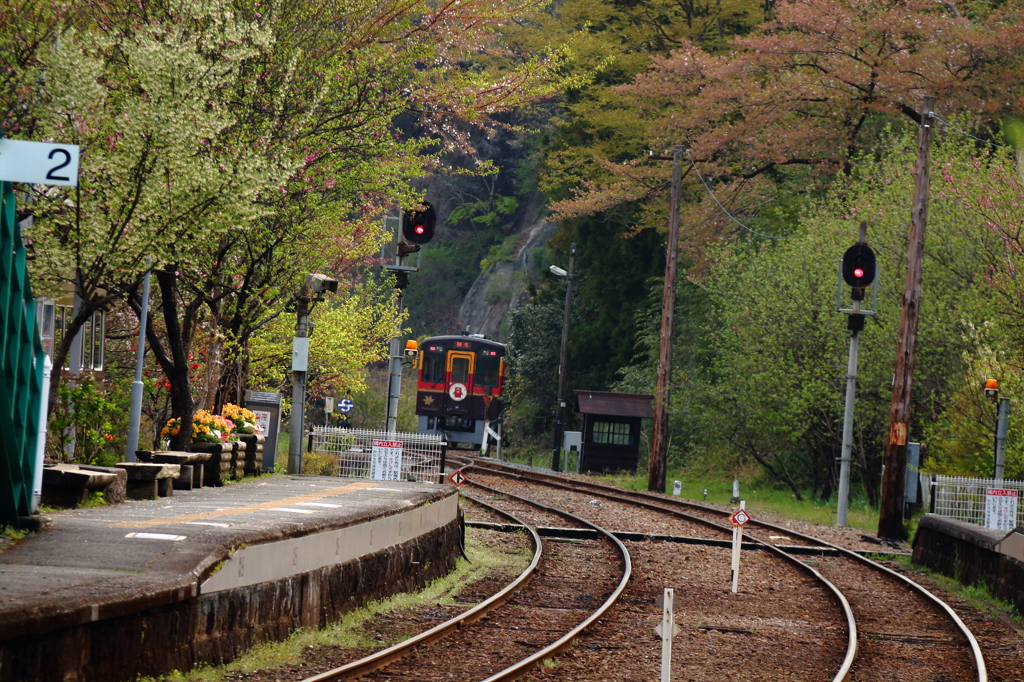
[[0, 474, 457, 641]]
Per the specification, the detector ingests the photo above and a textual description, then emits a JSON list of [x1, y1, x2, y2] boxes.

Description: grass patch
[[887, 555, 1024, 625], [143, 529, 531, 681], [594, 470, 884, 533]]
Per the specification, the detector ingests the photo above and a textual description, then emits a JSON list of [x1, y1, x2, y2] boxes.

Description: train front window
[[476, 352, 500, 388], [422, 348, 446, 383], [451, 356, 470, 384]]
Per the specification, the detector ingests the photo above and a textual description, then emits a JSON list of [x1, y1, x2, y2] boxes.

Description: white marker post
[[672, 480, 682, 496], [654, 587, 680, 682], [729, 502, 751, 594]]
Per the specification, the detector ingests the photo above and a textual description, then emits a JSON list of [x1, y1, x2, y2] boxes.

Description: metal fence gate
[[310, 427, 445, 483], [932, 475, 1024, 527], [0, 181, 46, 526]]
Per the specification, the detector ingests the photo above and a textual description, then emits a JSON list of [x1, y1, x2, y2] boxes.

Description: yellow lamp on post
[[984, 378, 1000, 400]]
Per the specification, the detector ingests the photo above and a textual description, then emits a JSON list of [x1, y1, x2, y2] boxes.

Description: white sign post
[[370, 439, 403, 481], [985, 488, 1019, 531], [653, 587, 680, 682], [729, 502, 751, 594], [0, 139, 81, 186]]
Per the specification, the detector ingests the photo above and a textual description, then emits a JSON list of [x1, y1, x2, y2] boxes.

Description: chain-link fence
[[310, 427, 445, 483], [932, 475, 1024, 528]]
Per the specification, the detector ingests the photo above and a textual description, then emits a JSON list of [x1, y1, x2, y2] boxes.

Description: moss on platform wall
[[912, 515, 1024, 616], [0, 519, 462, 682]]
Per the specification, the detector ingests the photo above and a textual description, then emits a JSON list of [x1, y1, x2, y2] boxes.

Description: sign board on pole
[[985, 488, 1019, 531], [654, 587, 678, 682], [0, 139, 81, 187], [337, 398, 354, 414], [729, 508, 751, 526], [370, 439, 403, 481], [449, 470, 466, 486], [730, 502, 748, 593]]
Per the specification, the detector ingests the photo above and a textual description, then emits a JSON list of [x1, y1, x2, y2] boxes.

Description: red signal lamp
[[402, 203, 436, 245]]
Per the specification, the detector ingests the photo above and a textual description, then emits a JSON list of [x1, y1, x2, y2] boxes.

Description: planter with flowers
[[221, 403, 266, 475], [161, 410, 237, 485]]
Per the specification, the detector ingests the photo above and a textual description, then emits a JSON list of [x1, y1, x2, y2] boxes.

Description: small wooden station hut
[[573, 390, 654, 473]]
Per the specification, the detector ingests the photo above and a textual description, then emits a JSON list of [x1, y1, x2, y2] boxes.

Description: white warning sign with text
[[371, 439, 404, 481], [985, 488, 1018, 531]]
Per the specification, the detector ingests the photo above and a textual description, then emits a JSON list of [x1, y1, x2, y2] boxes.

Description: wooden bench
[[114, 463, 181, 500], [135, 451, 212, 490], [41, 464, 119, 508]]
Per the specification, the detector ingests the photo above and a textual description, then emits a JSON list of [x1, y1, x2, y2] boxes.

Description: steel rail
[[457, 460, 862, 680], [464, 477, 632, 682], [300, 493, 543, 682], [464, 457, 985, 682]]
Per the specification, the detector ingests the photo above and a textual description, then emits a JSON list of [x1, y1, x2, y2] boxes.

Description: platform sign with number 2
[[0, 139, 80, 187]]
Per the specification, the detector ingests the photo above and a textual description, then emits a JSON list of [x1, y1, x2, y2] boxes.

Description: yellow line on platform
[[112, 481, 379, 528]]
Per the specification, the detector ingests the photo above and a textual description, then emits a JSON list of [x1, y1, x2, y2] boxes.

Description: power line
[[685, 153, 792, 240], [930, 113, 1010, 150]]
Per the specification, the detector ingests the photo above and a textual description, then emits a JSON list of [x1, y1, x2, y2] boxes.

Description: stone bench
[[114, 463, 181, 500], [135, 451, 211, 490], [41, 464, 119, 508]]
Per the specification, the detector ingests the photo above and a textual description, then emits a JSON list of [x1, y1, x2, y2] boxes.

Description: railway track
[[455, 457, 987, 682], [298, 475, 630, 682]]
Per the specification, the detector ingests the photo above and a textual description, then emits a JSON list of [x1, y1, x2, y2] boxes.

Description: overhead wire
[[685, 151, 792, 240], [929, 112, 1011, 150]]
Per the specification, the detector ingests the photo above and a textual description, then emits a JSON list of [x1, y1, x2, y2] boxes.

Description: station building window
[[53, 303, 105, 371]]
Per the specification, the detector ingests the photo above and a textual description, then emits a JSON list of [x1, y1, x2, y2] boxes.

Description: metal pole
[[994, 397, 1009, 481], [837, 223, 867, 527], [288, 294, 309, 474], [31, 355, 52, 513], [551, 243, 575, 471], [836, 327, 859, 526], [386, 337, 402, 434], [879, 96, 935, 541], [649, 146, 683, 493], [385, 287, 404, 434], [126, 262, 152, 460]]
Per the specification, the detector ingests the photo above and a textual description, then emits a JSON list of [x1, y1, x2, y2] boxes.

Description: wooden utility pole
[[649, 146, 683, 493], [551, 243, 575, 472], [878, 96, 935, 540]]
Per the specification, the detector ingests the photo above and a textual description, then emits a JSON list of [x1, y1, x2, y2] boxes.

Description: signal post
[[836, 222, 876, 527], [383, 203, 435, 433]]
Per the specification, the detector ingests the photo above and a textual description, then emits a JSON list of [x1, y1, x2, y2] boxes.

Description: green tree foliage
[[647, 127, 1023, 499]]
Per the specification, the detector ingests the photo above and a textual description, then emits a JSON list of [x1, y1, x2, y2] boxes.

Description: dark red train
[[414, 334, 506, 447]]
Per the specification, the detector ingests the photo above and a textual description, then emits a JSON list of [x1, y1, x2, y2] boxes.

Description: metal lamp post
[[550, 244, 575, 472], [984, 379, 1010, 481]]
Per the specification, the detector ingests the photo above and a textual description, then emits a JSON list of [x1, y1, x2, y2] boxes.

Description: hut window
[[592, 421, 632, 445]]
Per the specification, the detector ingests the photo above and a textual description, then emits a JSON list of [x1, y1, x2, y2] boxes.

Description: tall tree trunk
[[148, 267, 198, 450]]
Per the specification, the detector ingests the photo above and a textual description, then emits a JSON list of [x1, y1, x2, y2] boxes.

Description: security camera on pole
[[835, 221, 877, 526], [288, 273, 339, 474]]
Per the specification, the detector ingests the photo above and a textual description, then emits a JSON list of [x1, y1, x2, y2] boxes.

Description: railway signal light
[[402, 202, 436, 245], [842, 243, 876, 290]]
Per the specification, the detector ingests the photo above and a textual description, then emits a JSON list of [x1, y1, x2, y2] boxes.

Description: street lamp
[[550, 245, 575, 472], [984, 379, 1010, 481]]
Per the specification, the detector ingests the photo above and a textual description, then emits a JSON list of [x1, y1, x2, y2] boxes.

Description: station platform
[[0, 474, 462, 682]]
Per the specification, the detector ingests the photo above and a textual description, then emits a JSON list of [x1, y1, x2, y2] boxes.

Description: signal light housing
[[402, 202, 436, 245], [842, 243, 876, 289]]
